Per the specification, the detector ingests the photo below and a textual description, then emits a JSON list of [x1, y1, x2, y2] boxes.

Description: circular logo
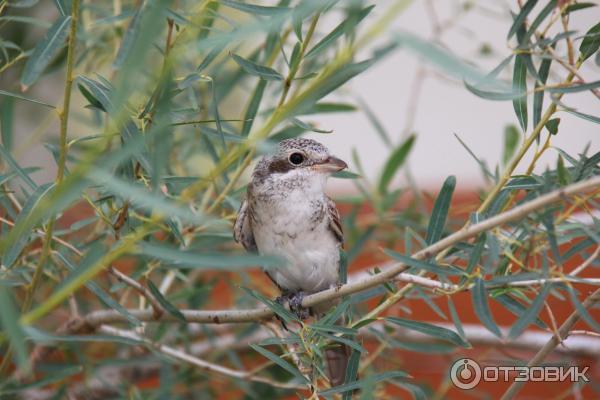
[[450, 358, 482, 390]]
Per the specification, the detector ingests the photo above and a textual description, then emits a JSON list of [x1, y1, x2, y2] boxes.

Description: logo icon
[[450, 358, 481, 390]]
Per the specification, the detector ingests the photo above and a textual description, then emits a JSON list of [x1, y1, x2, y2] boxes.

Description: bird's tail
[[325, 343, 351, 387]]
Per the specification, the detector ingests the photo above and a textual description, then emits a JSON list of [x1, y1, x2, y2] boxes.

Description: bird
[[234, 137, 350, 387]]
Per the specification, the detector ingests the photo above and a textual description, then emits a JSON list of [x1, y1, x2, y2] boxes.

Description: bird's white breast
[[250, 174, 340, 293]]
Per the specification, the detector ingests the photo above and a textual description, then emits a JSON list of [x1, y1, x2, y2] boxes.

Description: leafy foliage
[[0, 0, 599, 399]]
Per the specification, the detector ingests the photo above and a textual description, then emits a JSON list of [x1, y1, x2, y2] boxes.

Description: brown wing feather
[[233, 199, 257, 252], [326, 196, 343, 245]]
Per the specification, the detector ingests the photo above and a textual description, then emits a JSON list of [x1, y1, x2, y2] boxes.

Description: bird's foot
[[289, 291, 310, 320]]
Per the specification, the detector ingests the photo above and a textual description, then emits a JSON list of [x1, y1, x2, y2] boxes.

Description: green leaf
[[3, 183, 54, 268], [300, 102, 357, 115], [138, 242, 283, 270], [385, 317, 470, 348], [241, 79, 266, 136], [317, 331, 366, 354], [502, 125, 520, 165], [0, 89, 56, 108], [545, 118, 560, 135], [492, 294, 547, 329], [447, 297, 466, 341], [54, 252, 141, 326], [547, 79, 600, 94], [24, 326, 143, 346], [88, 168, 206, 225], [113, 7, 143, 69], [579, 21, 600, 62], [0, 97, 14, 150], [557, 155, 569, 185], [395, 32, 487, 83], [472, 278, 502, 337], [220, 0, 290, 16], [425, 175, 456, 245], [507, 0, 537, 40], [464, 81, 523, 101], [565, 2, 596, 14], [241, 287, 299, 325], [512, 54, 528, 131], [249, 344, 310, 383], [20, 16, 71, 89], [77, 83, 105, 111], [563, 108, 600, 124], [521, 0, 557, 45], [290, 117, 332, 133], [231, 53, 283, 81], [567, 286, 600, 332], [378, 135, 415, 194], [533, 56, 551, 129], [357, 96, 392, 147], [53, 0, 70, 16], [319, 371, 409, 396], [342, 350, 361, 400], [384, 249, 466, 276], [0, 284, 28, 371], [305, 5, 375, 59], [508, 284, 551, 339], [146, 280, 186, 322]]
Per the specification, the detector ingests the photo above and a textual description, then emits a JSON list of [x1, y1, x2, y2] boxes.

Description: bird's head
[[252, 138, 347, 191]]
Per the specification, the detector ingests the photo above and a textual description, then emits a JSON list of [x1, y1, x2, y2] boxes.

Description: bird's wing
[[326, 196, 343, 244], [233, 199, 257, 252]]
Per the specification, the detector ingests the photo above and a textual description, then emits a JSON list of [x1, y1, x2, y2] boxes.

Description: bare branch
[[500, 288, 600, 400]]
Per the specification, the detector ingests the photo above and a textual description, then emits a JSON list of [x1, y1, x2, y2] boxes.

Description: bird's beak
[[314, 156, 348, 173]]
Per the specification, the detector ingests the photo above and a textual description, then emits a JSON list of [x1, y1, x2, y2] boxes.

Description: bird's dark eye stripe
[[289, 152, 304, 165]]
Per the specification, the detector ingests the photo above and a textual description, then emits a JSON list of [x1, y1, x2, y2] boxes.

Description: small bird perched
[[234, 138, 350, 386]]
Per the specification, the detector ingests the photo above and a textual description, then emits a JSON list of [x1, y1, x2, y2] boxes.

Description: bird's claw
[[289, 291, 310, 320], [274, 292, 309, 330]]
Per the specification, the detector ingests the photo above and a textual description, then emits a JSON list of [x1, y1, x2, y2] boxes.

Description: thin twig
[[97, 325, 306, 391], [500, 288, 600, 400]]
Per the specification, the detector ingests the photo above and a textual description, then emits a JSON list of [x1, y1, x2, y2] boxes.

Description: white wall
[[309, 0, 600, 192]]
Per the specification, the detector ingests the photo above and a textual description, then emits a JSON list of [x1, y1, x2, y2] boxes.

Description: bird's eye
[[289, 152, 305, 165]]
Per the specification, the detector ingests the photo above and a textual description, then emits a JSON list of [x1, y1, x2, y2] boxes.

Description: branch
[[70, 176, 600, 327], [500, 288, 600, 400], [97, 325, 306, 391]]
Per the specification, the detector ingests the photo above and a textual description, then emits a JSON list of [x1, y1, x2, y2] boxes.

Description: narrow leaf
[[378, 135, 415, 194], [512, 55, 528, 131], [385, 317, 470, 348], [507, 0, 538, 40], [319, 371, 409, 396], [146, 280, 186, 322], [0, 285, 28, 371], [472, 278, 502, 337], [502, 125, 520, 165], [305, 5, 375, 59], [0, 89, 56, 108], [249, 344, 309, 382], [231, 53, 283, 81], [425, 175, 456, 245], [579, 21, 600, 62], [508, 284, 551, 339], [533, 56, 551, 129], [21, 16, 71, 89], [384, 249, 466, 276]]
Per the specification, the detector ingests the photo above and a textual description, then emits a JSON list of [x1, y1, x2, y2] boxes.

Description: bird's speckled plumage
[[234, 138, 344, 297], [234, 138, 350, 386]]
